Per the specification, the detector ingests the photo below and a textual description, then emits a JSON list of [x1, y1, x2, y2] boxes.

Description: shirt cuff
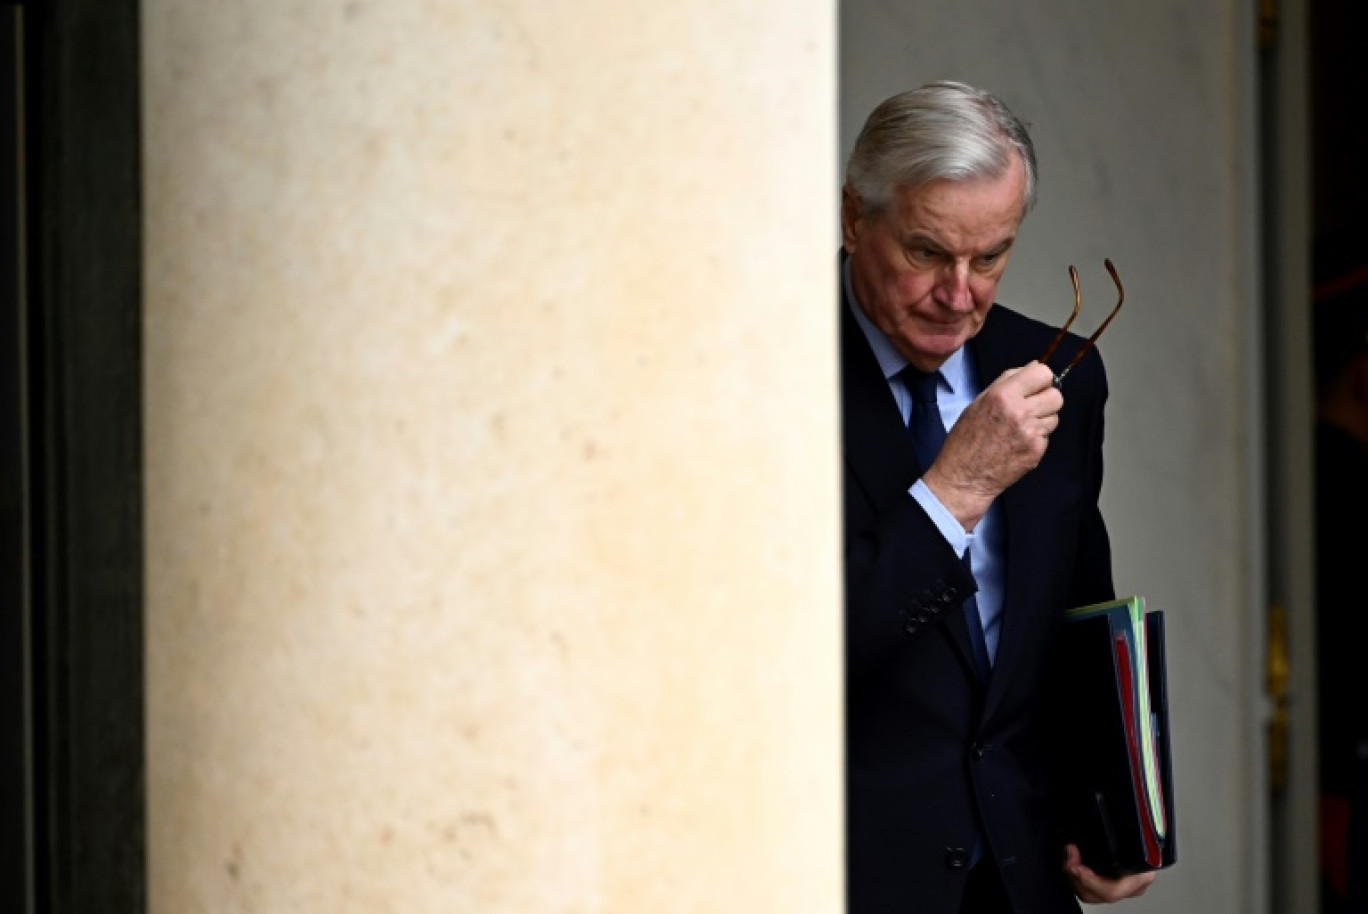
[[909, 479, 971, 557]]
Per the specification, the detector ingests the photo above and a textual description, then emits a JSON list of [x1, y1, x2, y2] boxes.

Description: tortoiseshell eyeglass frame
[[1038, 259, 1125, 388]]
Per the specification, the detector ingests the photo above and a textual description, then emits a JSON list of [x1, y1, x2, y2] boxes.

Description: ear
[[841, 186, 864, 254]]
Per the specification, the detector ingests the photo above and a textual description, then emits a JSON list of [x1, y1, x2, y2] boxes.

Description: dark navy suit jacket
[[843, 270, 1116, 914]]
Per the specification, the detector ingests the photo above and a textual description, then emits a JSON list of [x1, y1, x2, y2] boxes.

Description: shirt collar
[[843, 256, 971, 396]]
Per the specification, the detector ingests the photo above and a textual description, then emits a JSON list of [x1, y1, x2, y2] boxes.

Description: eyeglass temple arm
[[1053, 258, 1124, 385], [1039, 266, 1082, 365]]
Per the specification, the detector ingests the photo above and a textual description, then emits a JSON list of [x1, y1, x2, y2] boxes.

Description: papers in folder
[[1055, 595, 1177, 876]]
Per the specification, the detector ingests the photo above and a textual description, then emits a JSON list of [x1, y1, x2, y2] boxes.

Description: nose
[[932, 260, 974, 311]]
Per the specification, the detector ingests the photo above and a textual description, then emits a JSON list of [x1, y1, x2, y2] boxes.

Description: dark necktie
[[901, 367, 992, 679]]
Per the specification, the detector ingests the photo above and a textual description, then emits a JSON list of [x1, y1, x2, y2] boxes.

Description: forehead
[[883, 161, 1027, 251]]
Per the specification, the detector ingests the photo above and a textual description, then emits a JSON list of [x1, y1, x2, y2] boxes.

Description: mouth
[[921, 316, 968, 332]]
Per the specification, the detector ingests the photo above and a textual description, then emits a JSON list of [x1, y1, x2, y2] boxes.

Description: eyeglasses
[[1038, 258, 1125, 388]]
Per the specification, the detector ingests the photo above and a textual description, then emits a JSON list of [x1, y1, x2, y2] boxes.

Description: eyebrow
[[902, 233, 1016, 258]]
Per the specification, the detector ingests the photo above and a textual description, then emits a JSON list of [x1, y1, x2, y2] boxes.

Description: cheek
[[970, 276, 1001, 310], [891, 271, 935, 306]]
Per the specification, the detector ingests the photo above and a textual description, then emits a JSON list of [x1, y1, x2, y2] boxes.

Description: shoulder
[[980, 303, 1109, 395], [981, 303, 1078, 354]]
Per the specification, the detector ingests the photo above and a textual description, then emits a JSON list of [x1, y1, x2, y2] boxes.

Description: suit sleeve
[[1060, 347, 1115, 609], [844, 474, 980, 679]]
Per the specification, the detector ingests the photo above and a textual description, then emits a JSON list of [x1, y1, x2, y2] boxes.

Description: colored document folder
[[1053, 595, 1177, 876]]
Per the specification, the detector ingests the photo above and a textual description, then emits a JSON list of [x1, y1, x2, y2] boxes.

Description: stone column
[[143, 2, 840, 911]]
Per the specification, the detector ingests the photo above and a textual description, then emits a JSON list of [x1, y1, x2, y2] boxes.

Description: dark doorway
[[2, 4, 31, 909], [1311, 1, 1368, 242], [1309, 2, 1368, 913], [4, 1, 145, 912]]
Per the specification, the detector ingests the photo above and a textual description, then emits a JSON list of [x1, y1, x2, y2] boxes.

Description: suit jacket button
[[944, 847, 971, 869], [904, 620, 920, 635], [940, 588, 957, 604]]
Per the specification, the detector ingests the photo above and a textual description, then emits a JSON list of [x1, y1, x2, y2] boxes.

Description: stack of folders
[[1055, 595, 1177, 876]]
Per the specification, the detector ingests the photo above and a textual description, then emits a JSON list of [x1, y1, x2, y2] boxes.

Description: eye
[[904, 244, 941, 267], [975, 250, 1008, 271]]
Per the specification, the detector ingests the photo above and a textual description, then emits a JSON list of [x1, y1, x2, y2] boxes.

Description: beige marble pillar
[[143, 2, 839, 911]]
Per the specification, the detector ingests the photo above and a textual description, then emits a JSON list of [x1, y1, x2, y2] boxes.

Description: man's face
[[842, 156, 1027, 372]]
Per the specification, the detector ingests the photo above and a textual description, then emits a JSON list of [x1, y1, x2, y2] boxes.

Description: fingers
[[993, 362, 1062, 421], [999, 360, 1058, 396], [988, 362, 1063, 445], [1019, 359, 1059, 394], [1063, 844, 1157, 903], [924, 360, 1064, 523], [1022, 363, 1064, 418], [1022, 364, 1063, 445]]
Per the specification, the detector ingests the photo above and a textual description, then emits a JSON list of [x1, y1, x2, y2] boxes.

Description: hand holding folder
[[1054, 596, 1177, 876]]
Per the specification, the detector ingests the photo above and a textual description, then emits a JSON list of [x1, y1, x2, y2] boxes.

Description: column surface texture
[[143, 2, 840, 911]]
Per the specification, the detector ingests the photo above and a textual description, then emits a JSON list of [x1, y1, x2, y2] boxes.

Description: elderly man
[[841, 81, 1159, 913]]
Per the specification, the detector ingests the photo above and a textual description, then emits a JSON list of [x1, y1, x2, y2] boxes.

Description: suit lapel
[[841, 285, 985, 681], [840, 282, 921, 508]]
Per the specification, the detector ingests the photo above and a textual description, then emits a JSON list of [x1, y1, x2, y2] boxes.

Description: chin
[[923, 331, 971, 356]]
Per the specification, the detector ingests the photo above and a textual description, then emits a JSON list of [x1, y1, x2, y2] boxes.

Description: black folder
[[1053, 596, 1177, 877]]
